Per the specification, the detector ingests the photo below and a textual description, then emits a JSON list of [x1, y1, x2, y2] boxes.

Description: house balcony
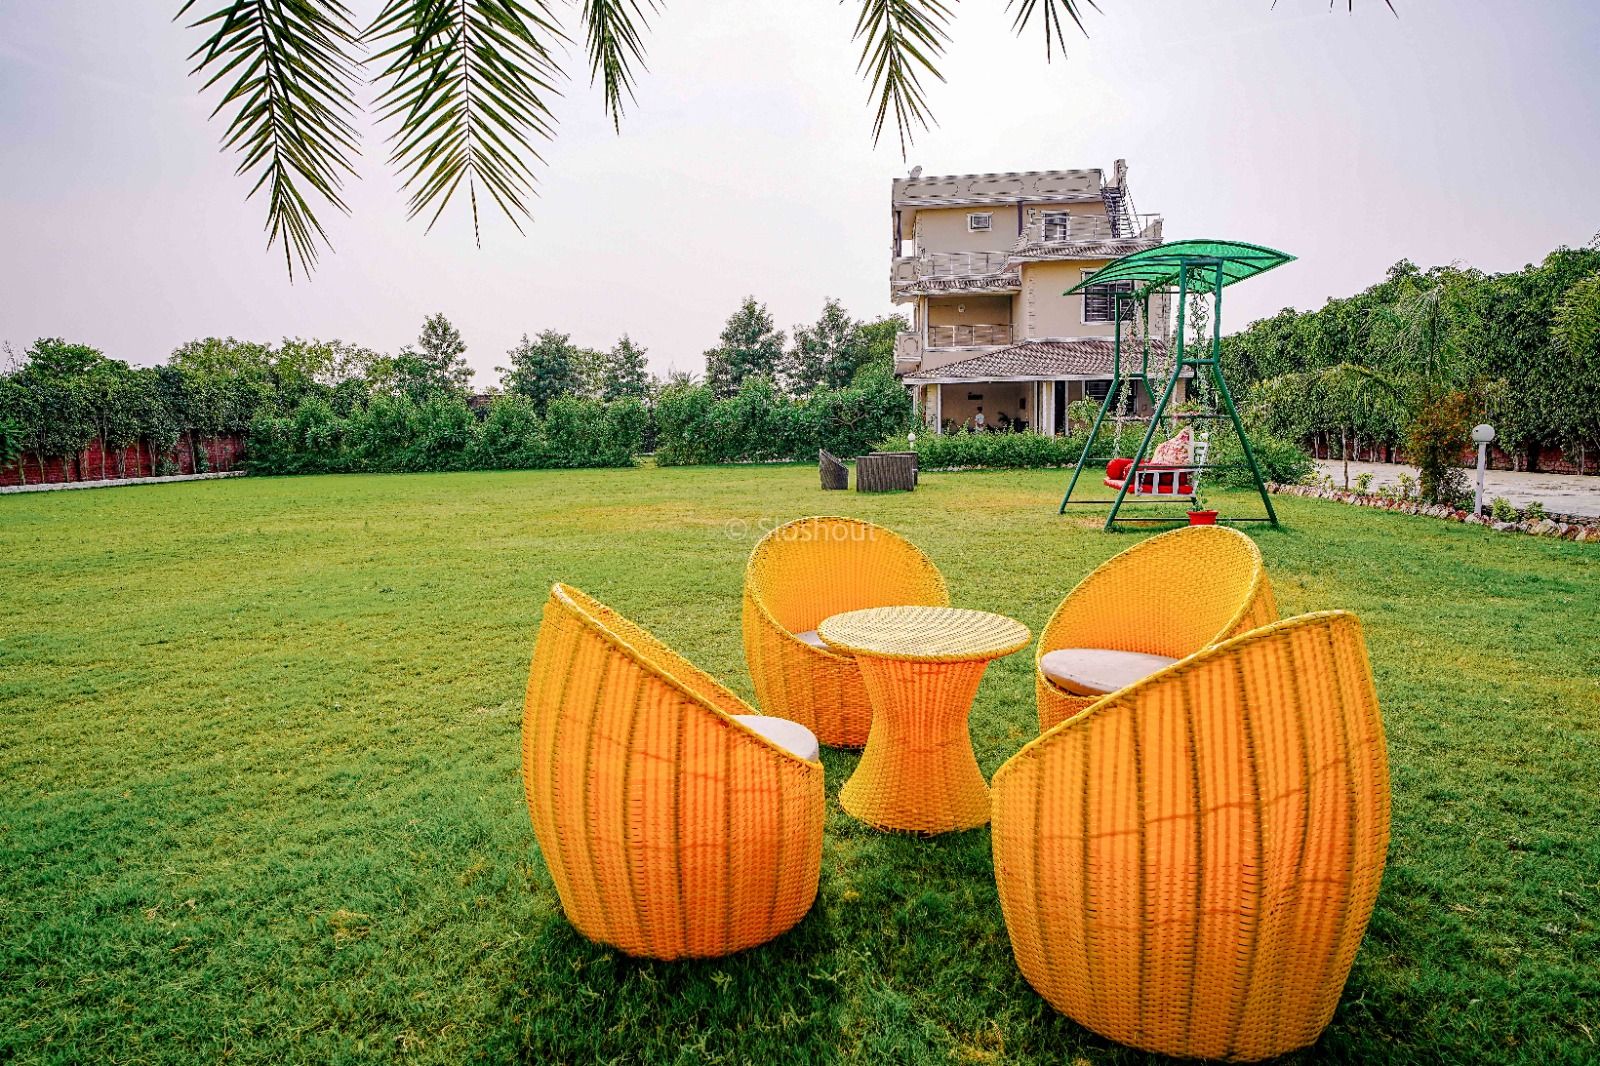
[[891, 251, 1022, 300], [1016, 212, 1163, 248], [926, 323, 1013, 349]]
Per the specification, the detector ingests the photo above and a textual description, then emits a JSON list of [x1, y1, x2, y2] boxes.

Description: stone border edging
[[0, 471, 247, 495], [1267, 482, 1599, 542]]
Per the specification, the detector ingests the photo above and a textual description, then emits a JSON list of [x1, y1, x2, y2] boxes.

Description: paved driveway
[[1315, 460, 1600, 518]]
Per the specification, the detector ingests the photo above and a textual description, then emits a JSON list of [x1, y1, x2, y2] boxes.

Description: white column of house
[[933, 384, 943, 434]]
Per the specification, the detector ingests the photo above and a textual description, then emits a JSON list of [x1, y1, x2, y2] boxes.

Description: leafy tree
[[499, 331, 581, 415], [570, 346, 608, 401], [705, 298, 785, 399], [851, 313, 909, 384], [1550, 272, 1600, 469], [602, 335, 650, 402], [788, 299, 863, 396], [410, 313, 473, 394]]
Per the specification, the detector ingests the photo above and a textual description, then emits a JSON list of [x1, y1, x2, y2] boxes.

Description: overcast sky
[[3, 1, 1597, 388]]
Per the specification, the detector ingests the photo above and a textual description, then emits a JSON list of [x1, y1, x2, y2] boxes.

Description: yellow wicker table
[[818, 606, 1031, 833]]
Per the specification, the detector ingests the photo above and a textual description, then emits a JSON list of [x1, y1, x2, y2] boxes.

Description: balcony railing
[[917, 250, 1013, 277], [1020, 213, 1163, 245], [926, 323, 1012, 348]]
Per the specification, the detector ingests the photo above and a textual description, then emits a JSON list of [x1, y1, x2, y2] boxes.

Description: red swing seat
[[1103, 457, 1194, 495], [1103, 431, 1209, 496]]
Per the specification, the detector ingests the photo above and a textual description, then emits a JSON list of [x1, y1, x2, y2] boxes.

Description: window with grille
[[967, 212, 992, 233], [1082, 273, 1135, 324], [1042, 211, 1071, 241]]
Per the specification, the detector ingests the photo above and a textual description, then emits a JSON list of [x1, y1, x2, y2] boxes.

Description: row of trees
[[704, 298, 904, 399], [1225, 243, 1600, 500], [2, 297, 909, 481]]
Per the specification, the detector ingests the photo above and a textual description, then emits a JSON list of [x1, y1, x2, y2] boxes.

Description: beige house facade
[[891, 162, 1179, 434]]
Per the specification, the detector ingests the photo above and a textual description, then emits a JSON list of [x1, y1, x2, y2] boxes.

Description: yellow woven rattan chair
[[522, 583, 825, 960], [992, 611, 1391, 1062], [742, 516, 950, 748], [1035, 524, 1277, 733]]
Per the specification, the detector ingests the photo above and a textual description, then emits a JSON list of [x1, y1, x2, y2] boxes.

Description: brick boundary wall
[[1302, 436, 1598, 476], [0, 434, 245, 488]]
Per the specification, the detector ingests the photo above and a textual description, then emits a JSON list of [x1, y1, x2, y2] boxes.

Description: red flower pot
[[1188, 509, 1219, 526]]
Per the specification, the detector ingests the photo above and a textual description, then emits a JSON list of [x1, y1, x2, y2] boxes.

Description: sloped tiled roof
[[1009, 237, 1159, 262], [902, 338, 1176, 383], [898, 271, 1021, 296]]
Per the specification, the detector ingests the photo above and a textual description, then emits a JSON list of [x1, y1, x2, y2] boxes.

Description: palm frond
[[368, 0, 566, 246], [581, 0, 656, 133], [850, 0, 952, 159], [177, 0, 363, 279], [1006, 0, 1097, 61]]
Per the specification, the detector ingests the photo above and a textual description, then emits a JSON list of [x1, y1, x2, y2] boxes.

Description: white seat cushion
[[792, 629, 828, 649], [1039, 648, 1180, 697], [732, 715, 821, 762]]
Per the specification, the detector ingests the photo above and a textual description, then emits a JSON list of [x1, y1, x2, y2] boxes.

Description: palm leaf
[[581, 0, 657, 133], [1006, 0, 1097, 61], [850, 0, 952, 159], [177, 0, 363, 279], [368, 0, 566, 245]]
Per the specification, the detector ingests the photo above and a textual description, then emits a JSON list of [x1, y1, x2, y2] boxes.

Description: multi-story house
[[892, 161, 1175, 434]]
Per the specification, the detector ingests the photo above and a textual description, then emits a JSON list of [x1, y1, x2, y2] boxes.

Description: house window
[[967, 212, 993, 233], [1082, 272, 1135, 324], [1042, 210, 1071, 241]]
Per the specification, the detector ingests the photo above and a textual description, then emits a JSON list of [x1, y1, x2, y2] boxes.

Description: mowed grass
[[2, 465, 1597, 1065]]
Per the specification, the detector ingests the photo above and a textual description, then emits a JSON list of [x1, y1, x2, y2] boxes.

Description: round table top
[[817, 606, 1032, 663]]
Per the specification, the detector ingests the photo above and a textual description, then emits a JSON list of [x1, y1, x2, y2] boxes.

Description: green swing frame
[[1056, 239, 1294, 530]]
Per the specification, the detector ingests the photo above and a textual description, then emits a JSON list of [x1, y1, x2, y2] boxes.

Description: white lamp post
[[1471, 423, 1496, 515]]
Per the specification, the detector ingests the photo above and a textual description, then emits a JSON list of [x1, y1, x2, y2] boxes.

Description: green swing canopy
[[1063, 239, 1295, 296]]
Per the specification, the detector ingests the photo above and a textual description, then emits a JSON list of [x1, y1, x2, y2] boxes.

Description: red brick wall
[[1, 434, 245, 488], [1304, 435, 1598, 475]]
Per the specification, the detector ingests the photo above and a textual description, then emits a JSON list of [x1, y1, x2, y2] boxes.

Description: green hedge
[[653, 373, 911, 465], [879, 424, 1313, 485], [247, 394, 645, 475]]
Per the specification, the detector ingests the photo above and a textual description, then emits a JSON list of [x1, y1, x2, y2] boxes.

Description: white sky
[[2, 1, 1597, 388]]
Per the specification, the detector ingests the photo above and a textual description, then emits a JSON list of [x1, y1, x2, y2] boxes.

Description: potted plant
[[1188, 487, 1218, 525]]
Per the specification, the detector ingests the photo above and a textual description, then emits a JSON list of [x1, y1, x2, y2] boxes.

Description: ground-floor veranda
[[911, 377, 1176, 435]]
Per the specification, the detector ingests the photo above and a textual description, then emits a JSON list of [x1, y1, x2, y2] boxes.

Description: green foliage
[[247, 392, 642, 476], [653, 374, 911, 466], [499, 331, 582, 415], [1229, 246, 1600, 487], [601, 335, 650, 402], [704, 297, 785, 399], [1209, 429, 1316, 489], [1490, 496, 1516, 522]]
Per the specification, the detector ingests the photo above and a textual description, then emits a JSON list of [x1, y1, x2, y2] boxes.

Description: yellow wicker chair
[[522, 583, 825, 960], [1035, 524, 1277, 733], [742, 516, 950, 748], [992, 611, 1391, 1062]]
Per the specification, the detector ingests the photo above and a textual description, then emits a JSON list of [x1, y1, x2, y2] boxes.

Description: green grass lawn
[[3, 466, 1597, 1065]]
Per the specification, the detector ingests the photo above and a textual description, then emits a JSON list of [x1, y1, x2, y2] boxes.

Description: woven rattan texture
[[818, 606, 1031, 662], [1035, 525, 1278, 732], [993, 611, 1390, 1061], [825, 607, 1029, 833], [742, 517, 949, 748], [819, 450, 848, 491], [522, 584, 825, 960]]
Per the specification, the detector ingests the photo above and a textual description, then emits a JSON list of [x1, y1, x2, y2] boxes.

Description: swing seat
[[1103, 458, 1195, 496]]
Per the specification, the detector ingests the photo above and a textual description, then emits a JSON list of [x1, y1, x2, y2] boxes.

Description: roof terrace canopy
[[1063, 239, 1295, 296]]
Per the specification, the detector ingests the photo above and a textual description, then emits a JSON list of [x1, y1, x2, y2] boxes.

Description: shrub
[[1354, 472, 1374, 494], [1209, 431, 1315, 488], [1490, 496, 1516, 522], [653, 376, 909, 465]]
